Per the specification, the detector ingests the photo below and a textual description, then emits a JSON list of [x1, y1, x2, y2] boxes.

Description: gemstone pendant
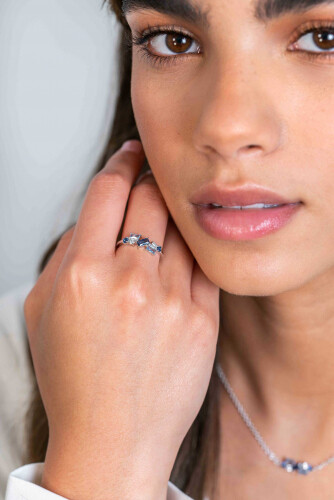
[[281, 458, 313, 475]]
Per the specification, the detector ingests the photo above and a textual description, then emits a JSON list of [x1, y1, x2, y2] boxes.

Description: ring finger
[[117, 172, 169, 271]]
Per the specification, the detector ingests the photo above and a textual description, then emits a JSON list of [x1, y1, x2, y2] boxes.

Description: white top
[[5, 463, 192, 500], [0, 282, 194, 500]]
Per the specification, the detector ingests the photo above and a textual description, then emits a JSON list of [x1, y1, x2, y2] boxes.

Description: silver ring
[[116, 233, 163, 256]]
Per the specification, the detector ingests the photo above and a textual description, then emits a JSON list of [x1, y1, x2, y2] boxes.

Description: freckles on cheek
[[130, 71, 188, 204], [131, 71, 183, 153]]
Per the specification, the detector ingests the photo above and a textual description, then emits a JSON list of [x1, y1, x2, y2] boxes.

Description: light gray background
[[0, 0, 121, 295]]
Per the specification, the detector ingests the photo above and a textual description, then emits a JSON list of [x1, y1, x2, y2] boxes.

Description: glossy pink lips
[[194, 203, 302, 241]]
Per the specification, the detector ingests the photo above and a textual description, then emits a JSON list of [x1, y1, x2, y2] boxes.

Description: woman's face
[[125, 0, 334, 296]]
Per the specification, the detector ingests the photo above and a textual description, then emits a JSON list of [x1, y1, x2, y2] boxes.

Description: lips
[[191, 183, 301, 207]]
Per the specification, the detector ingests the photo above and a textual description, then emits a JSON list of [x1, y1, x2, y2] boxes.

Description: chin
[[194, 250, 314, 297]]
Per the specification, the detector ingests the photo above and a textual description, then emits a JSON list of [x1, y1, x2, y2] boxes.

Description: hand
[[24, 140, 220, 500]]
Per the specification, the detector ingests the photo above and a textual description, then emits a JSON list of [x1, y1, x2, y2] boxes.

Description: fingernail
[[135, 168, 153, 185], [120, 140, 143, 153]]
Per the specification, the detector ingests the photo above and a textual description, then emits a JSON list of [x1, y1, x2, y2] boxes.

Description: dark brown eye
[[293, 27, 334, 54], [312, 29, 334, 50], [134, 28, 201, 63], [164, 33, 193, 54]]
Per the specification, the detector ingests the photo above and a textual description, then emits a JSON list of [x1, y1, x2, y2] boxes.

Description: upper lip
[[191, 183, 301, 207]]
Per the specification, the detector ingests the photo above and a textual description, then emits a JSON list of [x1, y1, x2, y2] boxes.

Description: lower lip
[[194, 203, 302, 241]]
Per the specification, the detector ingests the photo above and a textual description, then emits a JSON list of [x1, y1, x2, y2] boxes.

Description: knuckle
[[56, 254, 102, 300], [115, 270, 151, 310], [23, 290, 36, 322], [23, 285, 41, 337], [192, 308, 211, 331], [192, 309, 219, 344], [132, 181, 165, 205], [55, 227, 76, 255], [164, 294, 185, 318], [60, 225, 76, 242], [91, 169, 129, 195]]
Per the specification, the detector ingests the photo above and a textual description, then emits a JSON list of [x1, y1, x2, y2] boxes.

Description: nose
[[192, 62, 283, 162]]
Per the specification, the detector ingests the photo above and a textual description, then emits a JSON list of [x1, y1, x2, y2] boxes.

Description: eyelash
[[126, 20, 334, 68], [289, 19, 334, 61], [126, 24, 196, 67]]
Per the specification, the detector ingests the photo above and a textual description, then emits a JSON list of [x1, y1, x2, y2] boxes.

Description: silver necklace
[[215, 361, 334, 475]]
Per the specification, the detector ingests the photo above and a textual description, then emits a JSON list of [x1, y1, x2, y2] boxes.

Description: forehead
[[122, 0, 334, 27]]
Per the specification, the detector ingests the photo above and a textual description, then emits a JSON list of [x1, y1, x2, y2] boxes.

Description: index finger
[[68, 140, 146, 261]]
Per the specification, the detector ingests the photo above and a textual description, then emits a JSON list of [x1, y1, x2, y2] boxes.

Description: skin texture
[[125, 0, 334, 498], [25, 142, 220, 500]]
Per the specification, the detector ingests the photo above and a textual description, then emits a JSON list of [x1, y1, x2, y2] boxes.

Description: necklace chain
[[215, 361, 334, 475]]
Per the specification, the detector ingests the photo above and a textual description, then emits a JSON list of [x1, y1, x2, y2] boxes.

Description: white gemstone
[[129, 233, 141, 244]]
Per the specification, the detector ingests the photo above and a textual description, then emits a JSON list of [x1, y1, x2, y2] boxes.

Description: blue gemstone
[[296, 462, 313, 475], [137, 238, 150, 247], [123, 237, 129, 243], [281, 459, 296, 472], [157, 246, 162, 252]]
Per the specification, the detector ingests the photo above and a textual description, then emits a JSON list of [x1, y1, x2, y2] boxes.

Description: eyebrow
[[122, 0, 210, 27], [255, 0, 334, 21], [122, 0, 334, 26]]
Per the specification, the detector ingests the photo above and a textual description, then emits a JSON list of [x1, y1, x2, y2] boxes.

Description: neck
[[217, 269, 334, 458]]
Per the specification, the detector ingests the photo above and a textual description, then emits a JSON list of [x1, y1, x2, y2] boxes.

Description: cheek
[[132, 72, 170, 165], [293, 97, 334, 158], [132, 65, 171, 126], [130, 67, 192, 207], [289, 86, 334, 206], [274, 63, 334, 210], [131, 65, 194, 154]]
